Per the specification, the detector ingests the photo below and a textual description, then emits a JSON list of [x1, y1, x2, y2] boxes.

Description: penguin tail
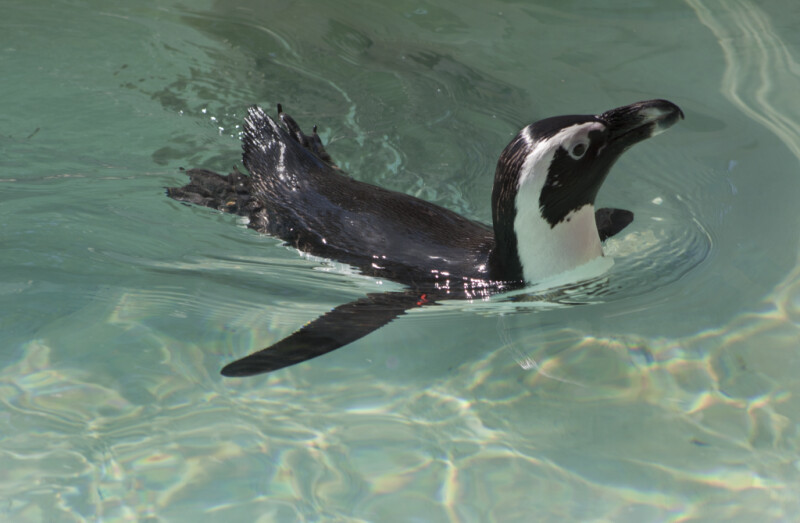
[[166, 166, 259, 216]]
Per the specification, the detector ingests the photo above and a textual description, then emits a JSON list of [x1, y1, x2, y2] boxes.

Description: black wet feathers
[[167, 105, 638, 376]]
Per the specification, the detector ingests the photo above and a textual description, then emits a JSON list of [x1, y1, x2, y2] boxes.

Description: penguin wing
[[595, 207, 634, 241], [220, 290, 434, 377]]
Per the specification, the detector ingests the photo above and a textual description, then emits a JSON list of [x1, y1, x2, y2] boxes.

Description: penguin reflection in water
[[167, 99, 683, 377]]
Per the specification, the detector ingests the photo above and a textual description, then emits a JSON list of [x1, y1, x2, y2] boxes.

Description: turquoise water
[[3, 0, 800, 520]]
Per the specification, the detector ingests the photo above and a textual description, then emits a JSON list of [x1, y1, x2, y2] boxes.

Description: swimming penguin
[[167, 99, 683, 377]]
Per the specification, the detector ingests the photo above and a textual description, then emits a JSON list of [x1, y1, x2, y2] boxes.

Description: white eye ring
[[569, 142, 588, 159]]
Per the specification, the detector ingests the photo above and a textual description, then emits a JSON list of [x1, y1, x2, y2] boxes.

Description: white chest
[[514, 198, 603, 283]]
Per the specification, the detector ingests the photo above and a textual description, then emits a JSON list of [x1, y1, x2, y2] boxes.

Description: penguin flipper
[[595, 208, 634, 241], [220, 290, 434, 377]]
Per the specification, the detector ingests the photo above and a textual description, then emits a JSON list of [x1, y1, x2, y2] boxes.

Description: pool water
[[2, 0, 800, 521]]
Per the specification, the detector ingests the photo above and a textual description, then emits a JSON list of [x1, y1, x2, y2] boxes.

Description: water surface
[[2, 0, 800, 521]]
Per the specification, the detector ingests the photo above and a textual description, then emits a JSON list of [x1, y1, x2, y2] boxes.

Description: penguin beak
[[599, 99, 684, 150]]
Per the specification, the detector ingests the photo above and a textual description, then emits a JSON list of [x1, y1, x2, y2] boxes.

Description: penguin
[[167, 99, 683, 377]]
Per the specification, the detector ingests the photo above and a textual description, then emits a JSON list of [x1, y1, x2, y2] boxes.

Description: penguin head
[[490, 99, 683, 283]]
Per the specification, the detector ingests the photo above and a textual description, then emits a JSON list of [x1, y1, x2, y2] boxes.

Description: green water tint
[[2, 0, 800, 520]]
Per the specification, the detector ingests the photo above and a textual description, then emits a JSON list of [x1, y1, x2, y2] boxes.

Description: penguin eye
[[569, 142, 588, 159]]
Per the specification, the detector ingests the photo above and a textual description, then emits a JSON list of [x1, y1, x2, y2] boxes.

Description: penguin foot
[[276, 104, 337, 169], [166, 105, 338, 213]]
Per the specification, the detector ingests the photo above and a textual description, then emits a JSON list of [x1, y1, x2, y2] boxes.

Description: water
[[2, 0, 800, 520]]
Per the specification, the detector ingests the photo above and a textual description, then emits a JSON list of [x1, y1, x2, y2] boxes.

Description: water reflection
[[4, 0, 800, 520]]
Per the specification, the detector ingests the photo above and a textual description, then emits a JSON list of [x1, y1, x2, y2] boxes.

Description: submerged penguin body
[[242, 107, 497, 287], [167, 100, 683, 376]]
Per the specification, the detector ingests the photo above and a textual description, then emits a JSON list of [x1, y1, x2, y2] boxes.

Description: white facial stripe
[[522, 125, 535, 147], [516, 121, 605, 190], [512, 120, 607, 283]]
